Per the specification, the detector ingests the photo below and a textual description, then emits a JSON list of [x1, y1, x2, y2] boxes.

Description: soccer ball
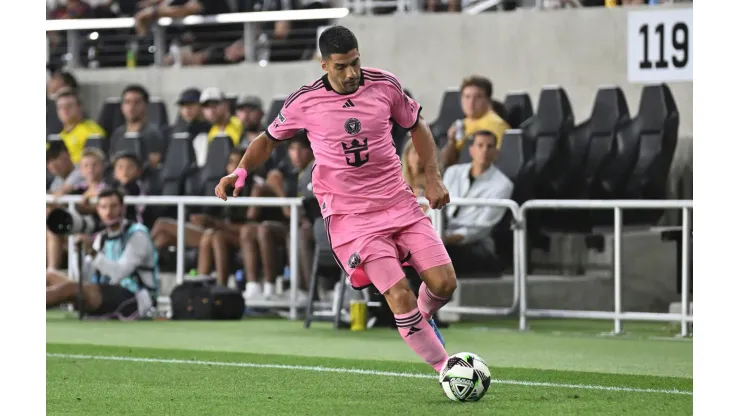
[[439, 352, 492, 402]]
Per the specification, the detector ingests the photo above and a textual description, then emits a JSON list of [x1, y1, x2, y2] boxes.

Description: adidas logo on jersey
[[342, 99, 355, 108]]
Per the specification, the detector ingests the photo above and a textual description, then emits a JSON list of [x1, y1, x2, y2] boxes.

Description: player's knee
[[383, 279, 417, 313]]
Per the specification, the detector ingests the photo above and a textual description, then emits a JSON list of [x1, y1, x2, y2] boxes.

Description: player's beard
[[343, 78, 359, 93]]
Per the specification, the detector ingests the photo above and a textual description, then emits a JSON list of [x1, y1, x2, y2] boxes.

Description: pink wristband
[[232, 168, 248, 188]]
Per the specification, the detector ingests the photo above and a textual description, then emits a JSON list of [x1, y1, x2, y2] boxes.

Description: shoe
[[428, 319, 445, 347]]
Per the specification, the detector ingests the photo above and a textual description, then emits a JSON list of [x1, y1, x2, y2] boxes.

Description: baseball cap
[[177, 88, 201, 105], [236, 94, 263, 111], [200, 87, 226, 104]]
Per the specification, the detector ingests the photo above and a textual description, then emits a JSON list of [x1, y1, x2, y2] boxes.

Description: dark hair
[[318, 25, 358, 59], [46, 141, 69, 162], [112, 150, 142, 168], [461, 76, 493, 100], [469, 130, 499, 148], [289, 130, 310, 149], [121, 84, 150, 103], [98, 187, 125, 204]]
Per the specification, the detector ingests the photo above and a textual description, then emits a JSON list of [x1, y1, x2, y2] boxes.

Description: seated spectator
[[235, 95, 266, 147], [169, 87, 211, 166], [46, 188, 159, 320], [240, 134, 314, 300], [46, 142, 86, 271], [201, 88, 243, 147], [107, 150, 152, 224], [440, 76, 511, 167], [72, 148, 108, 216], [442, 131, 514, 273], [110, 85, 166, 167], [195, 148, 252, 286], [55, 89, 107, 164]]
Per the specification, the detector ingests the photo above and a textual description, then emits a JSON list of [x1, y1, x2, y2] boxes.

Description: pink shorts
[[324, 196, 451, 294]]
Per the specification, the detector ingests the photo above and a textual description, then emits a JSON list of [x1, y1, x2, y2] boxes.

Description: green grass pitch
[[46, 312, 692, 415]]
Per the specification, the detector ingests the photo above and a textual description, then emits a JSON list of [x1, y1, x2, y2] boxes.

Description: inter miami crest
[[348, 252, 361, 269], [344, 118, 361, 135]]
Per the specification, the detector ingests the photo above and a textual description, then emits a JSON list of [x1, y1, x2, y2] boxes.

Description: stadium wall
[[73, 5, 693, 140]]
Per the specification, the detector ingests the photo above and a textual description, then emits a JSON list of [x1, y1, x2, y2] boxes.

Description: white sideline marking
[[46, 353, 692, 396]]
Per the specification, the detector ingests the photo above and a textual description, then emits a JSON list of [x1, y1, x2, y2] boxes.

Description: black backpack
[[170, 278, 244, 320]]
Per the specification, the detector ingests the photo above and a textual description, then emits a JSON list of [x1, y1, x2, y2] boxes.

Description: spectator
[[425, 0, 461, 12], [195, 148, 251, 286], [55, 89, 107, 164], [46, 188, 159, 320], [46, 142, 86, 271], [169, 87, 211, 165], [110, 85, 166, 167], [440, 76, 511, 167], [107, 150, 147, 224], [235, 94, 266, 147], [47, 66, 78, 100], [442, 131, 513, 273], [201, 87, 243, 147], [72, 148, 108, 215], [240, 133, 314, 300]]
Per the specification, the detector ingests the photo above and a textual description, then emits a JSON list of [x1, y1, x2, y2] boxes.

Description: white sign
[[627, 8, 692, 83]]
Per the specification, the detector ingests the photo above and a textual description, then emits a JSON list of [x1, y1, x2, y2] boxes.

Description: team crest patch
[[344, 118, 361, 135], [277, 111, 286, 123], [348, 252, 361, 269]]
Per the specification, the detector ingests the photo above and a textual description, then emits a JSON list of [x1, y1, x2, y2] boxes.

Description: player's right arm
[[215, 102, 303, 200]]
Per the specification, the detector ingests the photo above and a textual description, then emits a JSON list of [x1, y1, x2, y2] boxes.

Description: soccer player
[[215, 25, 456, 373]]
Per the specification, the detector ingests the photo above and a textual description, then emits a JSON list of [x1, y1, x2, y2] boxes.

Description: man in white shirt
[[442, 130, 514, 273]]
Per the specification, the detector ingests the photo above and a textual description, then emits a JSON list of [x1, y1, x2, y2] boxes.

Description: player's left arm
[[388, 82, 450, 209]]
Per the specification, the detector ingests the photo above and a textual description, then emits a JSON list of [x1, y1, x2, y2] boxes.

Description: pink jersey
[[266, 67, 421, 217]]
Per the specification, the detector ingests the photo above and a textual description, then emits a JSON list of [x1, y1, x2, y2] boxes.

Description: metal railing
[[45, 8, 350, 68], [517, 200, 693, 337], [46, 195, 693, 334]]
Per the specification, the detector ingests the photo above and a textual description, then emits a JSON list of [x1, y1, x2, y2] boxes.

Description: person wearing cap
[[235, 94, 265, 146], [201, 87, 243, 147]]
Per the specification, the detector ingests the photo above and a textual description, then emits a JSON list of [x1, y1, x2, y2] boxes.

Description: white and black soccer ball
[[439, 352, 492, 402]]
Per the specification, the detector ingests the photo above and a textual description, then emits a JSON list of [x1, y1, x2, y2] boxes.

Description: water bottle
[[256, 33, 270, 67], [170, 40, 182, 68], [235, 269, 245, 292], [188, 269, 198, 279], [126, 39, 138, 69], [87, 46, 99, 69], [455, 119, 465, 144]]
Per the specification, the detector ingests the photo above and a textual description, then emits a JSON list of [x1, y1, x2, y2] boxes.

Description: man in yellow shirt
[[440, 76, 510, 167], [200, 87, 243, 147], [55, 89, 106, 164]]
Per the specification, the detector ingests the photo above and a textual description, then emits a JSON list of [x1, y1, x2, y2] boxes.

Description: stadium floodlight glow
[[45, 8, 350, 32]]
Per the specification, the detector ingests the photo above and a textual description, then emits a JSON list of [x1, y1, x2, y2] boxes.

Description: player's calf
[[383, 277, 448, 373]]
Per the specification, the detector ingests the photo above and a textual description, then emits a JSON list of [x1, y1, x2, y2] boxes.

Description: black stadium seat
[[546, 86, 631, 232], [503, 92, 534, 129], [47, 99, 62, 135], [160, 131, 198, 196], [97, 97, 170, 136], [83, 133, 108, 155], [110, 132, 148, 163], [265, 97, 286, 126], [429, 89, 463, 146], [620, 84, 680, 225], [520, 86, 575, 200], [201, 135, 234, 216]]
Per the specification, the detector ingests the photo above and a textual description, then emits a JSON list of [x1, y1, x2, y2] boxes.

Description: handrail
[[44, 8, 351, 32]]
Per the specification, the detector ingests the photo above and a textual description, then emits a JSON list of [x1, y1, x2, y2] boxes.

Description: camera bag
[[170, 277, 244, 320]]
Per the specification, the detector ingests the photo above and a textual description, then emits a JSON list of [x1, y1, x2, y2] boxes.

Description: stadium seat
[[96, 97, 170, 136], [46, 99, 62, 135], [503, 92, 534, 129], [547, 86, 630, 232], [620, 84, 680, 225], [520, 86, 575, 200], [110, 132, 148, 163], [429, 89, 463, 145], [160, 131, 198, 196], [83, 133, 108, 155], [225, 94, 238, 115], [201, 135, 234, 216], [265, 97, 287, 126]]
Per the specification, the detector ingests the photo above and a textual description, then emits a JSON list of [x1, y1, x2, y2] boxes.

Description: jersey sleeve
[[266, 101, 303, 141], [388, 77, 422, 130]]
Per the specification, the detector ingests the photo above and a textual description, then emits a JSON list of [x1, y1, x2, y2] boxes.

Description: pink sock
[[417, 282, 451, 321], [395, 308, 448, 372]]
